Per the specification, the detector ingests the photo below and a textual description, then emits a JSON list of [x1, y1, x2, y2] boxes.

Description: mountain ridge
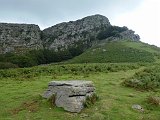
[[1, 14, 153, 68], [0, 14, 140, 54]]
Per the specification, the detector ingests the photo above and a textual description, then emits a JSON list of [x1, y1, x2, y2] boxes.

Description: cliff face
[[0, 23, 43, 54], [42, 14, 111, 51], [0, 14, 140, 54]]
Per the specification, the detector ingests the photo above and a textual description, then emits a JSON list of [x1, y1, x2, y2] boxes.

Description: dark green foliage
[[0, 63, 141, 79], [0, 53, 37, 68], [9, 55, 36, 67], [0, 62, 18, 69], [123, 66, 160, 90], [97, 26, 128, 40], [27, 50, 46, 64], [0, 49, 74, 69], [68, 46, 83, 57]]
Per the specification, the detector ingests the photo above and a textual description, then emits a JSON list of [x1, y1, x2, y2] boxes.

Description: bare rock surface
[[132, 104, 144, 112], [0, 14, 140, 54], [43, 80, 95, 113], [42, 14, 111, 50], [0, 23, 43, 54]]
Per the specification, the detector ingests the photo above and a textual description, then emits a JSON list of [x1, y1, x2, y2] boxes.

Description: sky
[[0, 0, 159, 46]]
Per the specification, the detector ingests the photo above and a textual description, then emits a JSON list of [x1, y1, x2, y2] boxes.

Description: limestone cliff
[[42, 14, 111, 51], [0, 23, 43, 54], [0, 14, 140, 54]]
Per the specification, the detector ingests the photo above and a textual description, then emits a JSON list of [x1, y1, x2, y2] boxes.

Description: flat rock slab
[[43, 80, 95, 113], [49, 81, 94, 87]]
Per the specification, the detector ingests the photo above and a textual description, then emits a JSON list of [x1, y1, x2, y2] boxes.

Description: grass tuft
[[147, 96, 160, 106], [84, 93, 99, 108]]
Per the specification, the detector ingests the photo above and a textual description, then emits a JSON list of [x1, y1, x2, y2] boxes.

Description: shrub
[[123, 67, 160, 90], [0, 62, 18, 69], [9, 55, 36, 67], [0, 48, 77, 68], [147, 96, 160, 106], [97, 26, 128, 40], [84, 93, 99, 108]]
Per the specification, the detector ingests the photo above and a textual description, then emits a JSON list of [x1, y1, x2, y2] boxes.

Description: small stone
[[132, 104, 144, 112]]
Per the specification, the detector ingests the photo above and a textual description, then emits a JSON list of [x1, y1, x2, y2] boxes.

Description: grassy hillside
[[1, 40, 160, 69], [67, 40, 160, 63], [0, 63, 160, 120], [0, 40, 160, 119]]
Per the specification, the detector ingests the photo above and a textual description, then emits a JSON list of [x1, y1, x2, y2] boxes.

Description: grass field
[[0, 63, 160, 120]]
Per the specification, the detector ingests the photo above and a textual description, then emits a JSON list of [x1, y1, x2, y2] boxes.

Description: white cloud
[[112, 0, 160, 47], [1, 0, 159, 46]]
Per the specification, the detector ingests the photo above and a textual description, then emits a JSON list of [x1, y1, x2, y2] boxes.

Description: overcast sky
[[0, 0, 159, 46]]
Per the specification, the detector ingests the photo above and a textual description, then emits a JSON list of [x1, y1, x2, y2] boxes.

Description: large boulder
[[43, 80, 96, 113]]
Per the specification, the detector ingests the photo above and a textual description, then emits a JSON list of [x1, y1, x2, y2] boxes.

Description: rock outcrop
[[104, 27, 140, 41], [42, 14, 111, 51], [0, 23, 43, 54], [43, 80, 96, 113], [120, 30, 140, 41], [132, 104, 144, 112], [0, 14, 140, 54]]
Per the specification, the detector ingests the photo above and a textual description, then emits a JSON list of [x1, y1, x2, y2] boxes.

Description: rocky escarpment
[[0, 14, 140, 54], [42, 14, 111, 51], [0, 23, 43, 54]]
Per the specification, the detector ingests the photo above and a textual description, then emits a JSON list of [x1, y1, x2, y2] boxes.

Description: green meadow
[[0, 63, 160, 120]]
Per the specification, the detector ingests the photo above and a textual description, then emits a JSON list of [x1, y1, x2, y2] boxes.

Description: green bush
[[97, 26, 128, 40], [0, 48, 76, 69], [123, 66, 160, 90], [0, 63, 141, 79], [9, 55, 37, 67], [147, 96, 160, 106], [0, 62, 18, 69]]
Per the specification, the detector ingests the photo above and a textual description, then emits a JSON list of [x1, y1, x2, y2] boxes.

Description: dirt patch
[[10, 100, 39, 115]]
